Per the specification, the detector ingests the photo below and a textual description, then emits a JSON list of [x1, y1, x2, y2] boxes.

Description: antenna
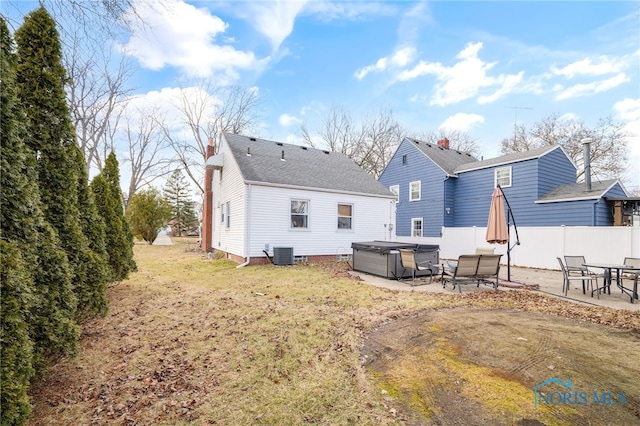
[[505, 106, 532, 144]]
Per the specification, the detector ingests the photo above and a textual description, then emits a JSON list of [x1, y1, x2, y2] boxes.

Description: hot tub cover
[[351, 241, 439, 254]]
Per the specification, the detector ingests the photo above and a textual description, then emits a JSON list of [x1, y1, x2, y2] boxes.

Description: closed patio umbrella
[[486, 186, 520, 281], [486, 187, 508, 244]]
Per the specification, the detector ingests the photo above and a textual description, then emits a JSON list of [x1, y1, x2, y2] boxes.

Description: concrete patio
[[349, 263, 640, 312]]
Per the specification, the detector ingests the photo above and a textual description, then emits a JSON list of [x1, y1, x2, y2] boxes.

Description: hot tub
[[351, 241, 439, 279]]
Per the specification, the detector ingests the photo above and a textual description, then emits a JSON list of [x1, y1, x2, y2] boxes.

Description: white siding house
[[204, 133, 397, 265]]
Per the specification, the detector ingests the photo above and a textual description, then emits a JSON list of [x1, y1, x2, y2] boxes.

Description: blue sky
[[5, 0, 640, 191]]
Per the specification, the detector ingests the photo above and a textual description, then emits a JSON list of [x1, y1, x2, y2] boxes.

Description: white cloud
[[243, 0, 309, 51], [279, 113, 303, 127], [554, 73, 629, 100], [439, 113, 485, 132], [614, 98, 640, 191], [354, 47, 417, 80], [285, 134, 304, 145], [304, 1, 397, 22], [478, 72, 525, 104], [551, 56, 626, 79], [396, 42, 524, 106], [118, 0, 267, 79]]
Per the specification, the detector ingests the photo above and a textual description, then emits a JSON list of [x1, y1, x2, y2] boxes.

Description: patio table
[[583, 263, 640, 303]]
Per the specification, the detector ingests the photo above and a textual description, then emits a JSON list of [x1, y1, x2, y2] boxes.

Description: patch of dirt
[[362, 308, 640, 425]]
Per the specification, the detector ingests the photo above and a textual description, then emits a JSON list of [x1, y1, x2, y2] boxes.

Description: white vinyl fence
[[396, 226, 640, 270]]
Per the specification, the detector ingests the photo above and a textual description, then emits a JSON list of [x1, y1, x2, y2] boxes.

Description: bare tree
[[120, 105, 173, 207], [409, 129, 481, 157], [6, 0, 140, 174], [300, 105, 403, 178], [500, 113, 628, 182], [162, 83, 261, 193], [66, 37, 133, 173]]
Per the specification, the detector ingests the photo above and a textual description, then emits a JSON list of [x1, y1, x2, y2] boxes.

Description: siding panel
[[247, 186, 395, 258]]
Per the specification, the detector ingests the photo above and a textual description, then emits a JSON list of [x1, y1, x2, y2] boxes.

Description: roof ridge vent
[[323, 150, 330, 154], [301, 146, 308, 150], [276, 142, 283, 146], [249, 137, 257, 141]]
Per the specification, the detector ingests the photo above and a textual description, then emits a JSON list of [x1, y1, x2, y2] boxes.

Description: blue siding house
[[378, 137, 629, 238]]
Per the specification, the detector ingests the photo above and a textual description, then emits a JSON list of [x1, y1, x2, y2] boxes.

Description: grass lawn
[[27, 240, 640, 425]]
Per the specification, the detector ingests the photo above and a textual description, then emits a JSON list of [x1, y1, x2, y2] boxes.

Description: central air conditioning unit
[[273, 247, 294, 266]]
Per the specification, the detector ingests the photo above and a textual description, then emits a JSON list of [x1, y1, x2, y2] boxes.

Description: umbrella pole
[[507, 213, 511, 282], [498, 185, 520, 282]]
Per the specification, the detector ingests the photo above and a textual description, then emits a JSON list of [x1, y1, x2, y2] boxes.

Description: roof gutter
[[242, 180, 396, 199]]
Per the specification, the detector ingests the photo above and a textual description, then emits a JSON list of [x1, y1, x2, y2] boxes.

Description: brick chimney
[[202, 137, 215, 252], [437, 137, 450, 149]]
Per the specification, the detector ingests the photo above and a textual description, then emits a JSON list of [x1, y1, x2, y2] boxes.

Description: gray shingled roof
[[537, 179, 619, 202], [406, 137, 478, 175], [223, 133, 395, 197], [455, 145, 560, 173]]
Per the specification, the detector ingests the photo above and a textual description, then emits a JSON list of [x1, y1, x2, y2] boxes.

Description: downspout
[[443, 176, 449, 234], [236, 183, 251, 268]]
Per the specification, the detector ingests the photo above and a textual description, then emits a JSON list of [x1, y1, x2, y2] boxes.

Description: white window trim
[[337, 202, 353, 231], [411, 218, 423, 237], [290, 199, 310, 230], [495, 166, 512, 188], [389, 185, 399, 203], [409, 180, 421, 202]]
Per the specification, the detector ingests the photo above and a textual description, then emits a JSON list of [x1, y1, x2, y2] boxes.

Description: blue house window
[[495, 167, 512, 187], [411, 218, 423, 237], [402, 154, 407, 165], [409, 181, 421, 201]]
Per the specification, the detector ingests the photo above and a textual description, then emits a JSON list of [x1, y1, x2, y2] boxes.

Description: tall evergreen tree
[[72, 143, 110, 318], [14, 6, 110, 320], [92, 152, 136, 280], [1, 19, 35, 425], [163, 169, 197, 236], [1, 18, 77, 419], [1, 241, 35, 426]]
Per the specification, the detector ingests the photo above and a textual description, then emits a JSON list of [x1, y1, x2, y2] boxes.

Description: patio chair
[[557, 257, 599, 298], [398, 249, 436, 285], [564, 255, 600, 295], [475, 247, 495, 255], [475, 254, 502, 289], [442, 254, 501, 293]]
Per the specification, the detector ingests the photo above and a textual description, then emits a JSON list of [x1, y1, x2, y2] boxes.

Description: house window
[[495, 167, 512, 188], [220, 203, 224, 224], [402, 154, 408, 165], [411, 218, 423, 237], [389, 185, 399, 203], [225, 202, 230, 229], [337, 203, 352, 230], [291, 199, 309, 228], [409, 180, 421, 201]]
